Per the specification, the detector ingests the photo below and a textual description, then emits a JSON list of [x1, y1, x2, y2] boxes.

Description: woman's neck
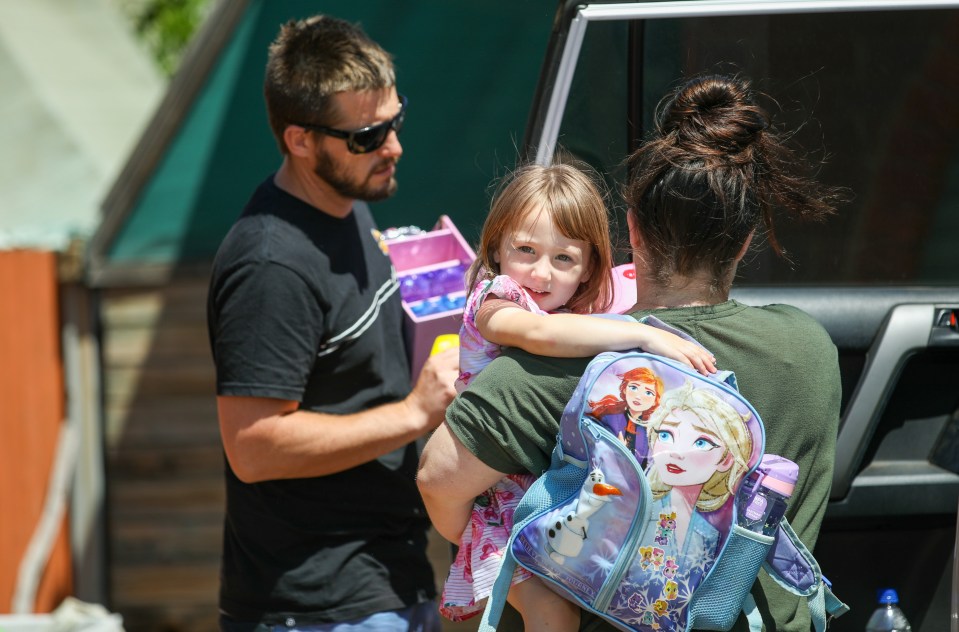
[[632, 273, 730, 310]]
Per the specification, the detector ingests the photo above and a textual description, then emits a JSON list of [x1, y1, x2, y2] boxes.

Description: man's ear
[[283, 125, 315, 159]]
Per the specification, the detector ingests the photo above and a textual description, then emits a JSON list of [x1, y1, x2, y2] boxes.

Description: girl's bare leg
[[507, 576, 580, 632]]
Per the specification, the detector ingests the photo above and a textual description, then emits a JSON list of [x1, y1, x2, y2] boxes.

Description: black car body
[[524, 2, 959, 630]]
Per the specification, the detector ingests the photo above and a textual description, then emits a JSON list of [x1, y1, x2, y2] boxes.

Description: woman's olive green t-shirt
[[445, 300, 841, 632]]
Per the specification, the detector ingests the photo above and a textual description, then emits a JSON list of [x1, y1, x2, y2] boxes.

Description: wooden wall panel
[[101, 278, 223, 631]]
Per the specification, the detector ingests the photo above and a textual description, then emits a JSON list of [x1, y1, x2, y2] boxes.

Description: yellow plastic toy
[[430, 334, 460, 355]]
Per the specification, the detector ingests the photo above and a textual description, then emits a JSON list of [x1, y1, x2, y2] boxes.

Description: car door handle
[[931, 307, 959, 346], [832, 304, 959, 504]]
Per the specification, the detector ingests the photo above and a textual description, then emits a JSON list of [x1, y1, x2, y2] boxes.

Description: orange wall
[[0, 250, 73, 612]]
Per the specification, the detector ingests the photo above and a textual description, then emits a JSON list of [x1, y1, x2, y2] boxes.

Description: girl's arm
[[476, 298, 717, 375]]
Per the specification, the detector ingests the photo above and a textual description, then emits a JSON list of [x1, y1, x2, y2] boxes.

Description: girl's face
[[625, 379, 657, 417], [650, 408, 732, 488], [494, 205, 593, 313]]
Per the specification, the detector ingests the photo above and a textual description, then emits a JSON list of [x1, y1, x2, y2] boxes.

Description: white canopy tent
[[0, 0, 163, 251]]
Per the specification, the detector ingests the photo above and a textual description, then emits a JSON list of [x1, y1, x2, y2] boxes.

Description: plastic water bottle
[[865, 589, 912, 632], [736, 455, 798, 536]]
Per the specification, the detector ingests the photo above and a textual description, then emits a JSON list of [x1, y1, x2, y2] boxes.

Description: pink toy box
[[384, 215, 476, 380]]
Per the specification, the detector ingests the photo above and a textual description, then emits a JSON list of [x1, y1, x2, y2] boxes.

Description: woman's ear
[[735, 231, 756, 262], [716, 450, 735, 473], [626, 209, 643, 251]]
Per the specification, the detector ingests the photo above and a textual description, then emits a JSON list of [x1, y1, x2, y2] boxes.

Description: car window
[[555, 7, 959, 286]]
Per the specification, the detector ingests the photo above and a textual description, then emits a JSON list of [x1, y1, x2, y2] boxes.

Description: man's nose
[[380, 129, 402, 158]]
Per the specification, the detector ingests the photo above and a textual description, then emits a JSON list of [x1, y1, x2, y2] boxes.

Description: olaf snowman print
[[545, 467, 622, 564]]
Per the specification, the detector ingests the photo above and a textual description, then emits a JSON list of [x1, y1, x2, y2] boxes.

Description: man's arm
[[219, 347, 459, 483], [417, 420, 506, 543]]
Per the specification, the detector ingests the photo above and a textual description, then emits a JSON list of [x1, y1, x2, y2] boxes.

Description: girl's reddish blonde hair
[[467, 162, 614, 314]]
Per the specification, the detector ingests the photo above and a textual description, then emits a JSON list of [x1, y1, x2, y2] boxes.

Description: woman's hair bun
[[658, 75, 768, 153]]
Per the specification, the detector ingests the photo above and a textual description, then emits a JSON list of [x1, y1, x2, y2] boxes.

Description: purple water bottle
[[737, 455, 798, 536]]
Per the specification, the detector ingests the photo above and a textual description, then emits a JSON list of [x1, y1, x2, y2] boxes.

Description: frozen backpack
[[478, 321, 848, 631]]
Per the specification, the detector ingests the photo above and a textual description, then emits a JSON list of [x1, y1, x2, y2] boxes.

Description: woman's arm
[[476, 298, 716, 374], [417, 421, 507, 543]]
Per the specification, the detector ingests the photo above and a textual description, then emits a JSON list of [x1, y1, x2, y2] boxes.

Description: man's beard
[[314, 147, 398, 202]]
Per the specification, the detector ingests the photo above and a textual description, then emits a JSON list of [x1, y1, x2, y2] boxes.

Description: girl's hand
[[638, 327, 717, 375]]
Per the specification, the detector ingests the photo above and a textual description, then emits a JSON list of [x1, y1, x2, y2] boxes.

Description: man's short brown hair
[[264, 15, 395, 154]]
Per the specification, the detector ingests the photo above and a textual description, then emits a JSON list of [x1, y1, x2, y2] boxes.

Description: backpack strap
[[743, 594, 763, 632], [762, 518, 850, 631], [477, 550, 515, 631]]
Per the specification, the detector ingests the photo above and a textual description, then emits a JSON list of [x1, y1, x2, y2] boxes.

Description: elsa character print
[[588, 366, 664, 465], [616, 380, 753, 629]]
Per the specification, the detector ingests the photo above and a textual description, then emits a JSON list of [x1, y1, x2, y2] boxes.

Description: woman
[[418, 74, 843, 631]]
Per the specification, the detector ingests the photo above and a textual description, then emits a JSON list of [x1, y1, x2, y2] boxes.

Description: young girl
[[439, 162, 716, 630]]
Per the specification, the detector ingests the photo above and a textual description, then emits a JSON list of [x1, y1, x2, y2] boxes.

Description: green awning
[[88, 0, 554, 285]]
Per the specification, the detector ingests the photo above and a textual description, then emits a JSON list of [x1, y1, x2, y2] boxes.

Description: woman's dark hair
[[624, 74, 842, 294]]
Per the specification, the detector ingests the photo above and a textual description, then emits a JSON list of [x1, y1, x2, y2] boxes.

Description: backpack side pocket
[[685, 524, 773, 631], [512, 418, 648, 612]]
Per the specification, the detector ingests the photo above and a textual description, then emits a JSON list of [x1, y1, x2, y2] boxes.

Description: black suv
[[525, 2, 959, 630]]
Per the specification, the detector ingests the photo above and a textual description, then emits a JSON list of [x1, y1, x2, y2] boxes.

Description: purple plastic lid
[[757, 454, 799, 496]]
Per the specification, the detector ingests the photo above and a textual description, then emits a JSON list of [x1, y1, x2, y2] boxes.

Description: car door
[[526, 2, 959, 630]]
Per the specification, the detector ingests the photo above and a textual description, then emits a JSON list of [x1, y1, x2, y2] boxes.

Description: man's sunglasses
[[295, 94, 407, 154]]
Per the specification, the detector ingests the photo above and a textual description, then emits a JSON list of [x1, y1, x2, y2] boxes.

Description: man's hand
[[405, 346, 459, 432]]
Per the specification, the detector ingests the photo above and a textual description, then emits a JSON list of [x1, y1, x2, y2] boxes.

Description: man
[[207, 15, 458, 631]]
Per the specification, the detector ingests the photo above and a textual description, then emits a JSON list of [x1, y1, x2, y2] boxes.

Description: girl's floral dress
[[455, 274, 547, 390], [440, 274, 546, 621], [439, 474, 536, 621]]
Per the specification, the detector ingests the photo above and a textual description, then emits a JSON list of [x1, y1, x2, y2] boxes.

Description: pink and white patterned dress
[[439, 473, 536, 621], [455, 274, 549, 391], [440, 274, 545, 621]]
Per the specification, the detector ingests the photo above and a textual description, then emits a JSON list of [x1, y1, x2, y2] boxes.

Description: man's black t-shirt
[[207, 176, 434, 624]]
